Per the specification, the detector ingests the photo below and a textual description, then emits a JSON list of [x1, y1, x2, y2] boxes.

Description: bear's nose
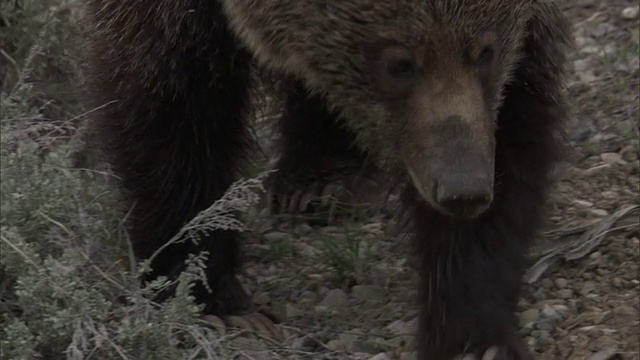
[[434, 175, 493, 219]]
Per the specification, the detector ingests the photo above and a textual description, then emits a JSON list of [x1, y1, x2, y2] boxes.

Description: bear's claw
[[201, 311, 284, 342]]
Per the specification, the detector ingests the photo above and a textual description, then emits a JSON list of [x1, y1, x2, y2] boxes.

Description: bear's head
[[222, 0, 571, 219]]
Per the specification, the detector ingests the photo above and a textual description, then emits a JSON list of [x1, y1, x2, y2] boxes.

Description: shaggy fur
[[82, 0, 572, 358]]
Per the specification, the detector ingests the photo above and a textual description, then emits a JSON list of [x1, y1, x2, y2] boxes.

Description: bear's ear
[[518, 0, 574, 102]]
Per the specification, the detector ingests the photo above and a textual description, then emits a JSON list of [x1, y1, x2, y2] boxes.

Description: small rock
[[326, 339, 344, 351], [614, 305, 638, 318], [554, 278, 569, 289], [201, 314, 226, 335], [590, 251, 602, 259], [551, 304, 570, 316], [590, 23, 616, 37], [290, 335, 317, 351], [583, 272, 594, 280], [530, 329, 552, 345], [581, 164, 611, 177], [520, 309, 540, 326], [285, 303, 300, 318], [580, 281, 597, 296], [533, 299, 565, 309], [237, 351, 270, 360], [622, 5, 640, 19], [320, 289, 349, 309], [331, 333, 359, 352], [541, 304, 562, 321], [400, 351, 417, 360], [386, 319, 417, 335], [535, 321, 554, 331], [573, 58, 592, 72], [590, 209, 609, 216], [301, 290, 317, 300], [351, 285, 384, 300], [573, 199, 594, 207], [369, 353, 391, 360], [532, 287, 548, 301], [263, 232, 290, 242], [615, 121, 634, 135], [367, 265, 391, 287], [601, 152, 626, 165], [233, 337, 267, 352], [613, 277, 623, 287], [253, 292, 271, 305], [620, 145, 638, 162], [348, 339, 382, 354], [294, 223, 313, 235], [362, 222, 384, 234], [557, 289, 574, 299]]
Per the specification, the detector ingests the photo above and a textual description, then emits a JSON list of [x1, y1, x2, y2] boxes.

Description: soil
[[229, 1, 640, 359]]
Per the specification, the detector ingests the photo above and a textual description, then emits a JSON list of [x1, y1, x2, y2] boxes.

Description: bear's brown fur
[[82, 0, 573, 358]]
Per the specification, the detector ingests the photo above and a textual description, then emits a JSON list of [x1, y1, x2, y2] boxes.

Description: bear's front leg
[[265, 81, 389, 224], [405, 184, 539, 360]]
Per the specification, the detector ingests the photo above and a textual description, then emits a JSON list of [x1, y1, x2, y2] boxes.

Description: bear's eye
[[476, 45, 494, 68], [386, 58, 416, 79]]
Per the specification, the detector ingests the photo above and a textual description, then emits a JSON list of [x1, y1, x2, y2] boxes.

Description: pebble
[[590, 23, 616, 37], [552, 304, 571, 317], [541, 304, 562, 321], [533, 299, 565, 308], [320, 288, 349, 308], [580, 281, 597, 296], [290, 335, 317, 351], [263, 231, 290, 242], [386, 319, 417, 335], [285, 303, 300, 319], [601, 152, 626, 166], [590, 208, 609, 216], [573, 58, 592, 72], [294, 223, 313, 235], [369, 354, 391, 360], [613, 277, 624, 287], [554, 278, 569, 289], [349, 339, 382, 353], [614, 305, 638, 318], [520, 309, 540, 326], [535, 321, 554, 331], [367, 265, 391, 287], [301, 290, 317, 300], [351, 285, 384, 300], [253, 292, 271, 305], [620, 145, 638, 162], [233, 337, 267, 352], [361, 222, 384, 234], [622, 5, 640, 19], [573, 199, 594, 207], [237, 351, 270, 360], [557, 289, 574, 299], [531, 330, 553, 346]]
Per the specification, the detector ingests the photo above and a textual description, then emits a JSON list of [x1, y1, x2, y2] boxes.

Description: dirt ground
[[228, 1, 639, 359]]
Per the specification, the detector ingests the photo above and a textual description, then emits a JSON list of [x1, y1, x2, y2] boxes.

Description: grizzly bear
[[82, 1, 573, 359]]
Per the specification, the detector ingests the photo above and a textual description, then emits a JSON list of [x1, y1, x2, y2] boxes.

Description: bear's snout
[[433, 172, 494, 219], [402, 116, 496, 219]]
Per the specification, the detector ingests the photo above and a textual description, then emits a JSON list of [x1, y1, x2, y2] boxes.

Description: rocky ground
[[228, 1, 639, 359], [2, 0, 636, 359]]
